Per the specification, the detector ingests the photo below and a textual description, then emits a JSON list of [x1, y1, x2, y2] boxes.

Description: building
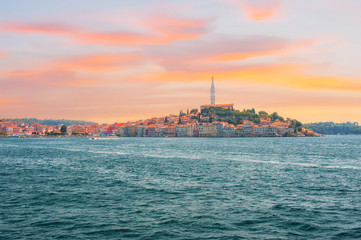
[[200, 104, 234, 110], [175, 125, 188, 137], [222, 124, 236, 137], [146, 125, 159, 137], [198, 123, 218, 137], [200, 77, 234, 110], [135, 126, 146, 137], [211, 76, 215, 106], [260, 117, 271, 126], [124, 125, 135, 137], [186, 124, 196, 137]]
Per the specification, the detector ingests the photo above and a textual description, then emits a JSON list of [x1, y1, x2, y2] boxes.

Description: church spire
[[211, 76, 215, 106]]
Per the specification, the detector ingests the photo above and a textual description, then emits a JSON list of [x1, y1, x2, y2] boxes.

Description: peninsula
[[1, 79, 321, 137]]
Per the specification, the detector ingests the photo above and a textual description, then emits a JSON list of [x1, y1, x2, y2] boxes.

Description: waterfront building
[[175, 125, 188, 137], [277, 127, 294, 135], [222, 124, 236, 137], [186, 124, 195, 137], [103, 125, 115, 135], [124, 125, 135, 137], [6, 126, 20, 135], [236, 120, 254, 136], [135, 126, 146, 137], [198, 123, 218, 137], [166, 125, 176, 137], [267, 127, 278, 136], [159, 126, 167, 136], [117, 127, 125, 136], [146, 125, 158, 137], [253, 126, 265, 136]]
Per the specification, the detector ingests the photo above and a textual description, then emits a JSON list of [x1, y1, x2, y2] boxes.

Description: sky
[[0, 0, 361, 124]]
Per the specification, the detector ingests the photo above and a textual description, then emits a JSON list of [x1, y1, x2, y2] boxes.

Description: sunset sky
[[1, 0, 361, 124]]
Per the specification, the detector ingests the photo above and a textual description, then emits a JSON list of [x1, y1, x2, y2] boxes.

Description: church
[[200, 77, 234, 110]]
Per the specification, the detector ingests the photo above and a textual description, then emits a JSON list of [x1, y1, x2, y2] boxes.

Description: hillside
[[199, 107, 303, 131], [304, 122, 361, 135]]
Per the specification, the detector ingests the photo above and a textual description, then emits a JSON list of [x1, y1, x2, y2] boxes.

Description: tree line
[[198, 107, 302, 130], [1, 118, 97, 126], [304, 122, 361, 135]]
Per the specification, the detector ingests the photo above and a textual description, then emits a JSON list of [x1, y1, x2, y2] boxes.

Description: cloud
[[226, 0, 282, 22], [1, 15, 210, 46], [0, 29, 355, 95], [51, 54, 141, 73], [0, 98, 18, 104], [134, 63, 361, 92], [144, 35, 317, 66], [209, 40, 315, 62], [0, 53, 145, 88], [0, 52, 9, 58], [1, 35, 358, 93]]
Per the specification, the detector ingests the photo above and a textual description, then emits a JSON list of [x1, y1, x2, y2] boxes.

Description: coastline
[[0, 134, 323, 138]]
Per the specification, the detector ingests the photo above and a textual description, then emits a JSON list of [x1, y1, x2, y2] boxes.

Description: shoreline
[[0, 135, 324, 138]]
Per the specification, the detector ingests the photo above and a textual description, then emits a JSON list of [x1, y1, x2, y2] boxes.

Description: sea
[[1, 136, 361, 239]]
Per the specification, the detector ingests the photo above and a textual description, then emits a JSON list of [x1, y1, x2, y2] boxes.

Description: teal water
[[1, 136, 361, 239]]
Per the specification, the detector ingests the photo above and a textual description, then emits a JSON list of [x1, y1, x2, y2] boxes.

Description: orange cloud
[[226, 0, 282, 22], [1, 15, 209, 45], [0, 98, 18, 104], [3, 51, 360, 93], [210, 40, 315, 61], [137, 63, 361, 92]]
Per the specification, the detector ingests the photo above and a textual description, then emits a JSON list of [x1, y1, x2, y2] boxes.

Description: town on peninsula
[[0, 78, 322, 138]]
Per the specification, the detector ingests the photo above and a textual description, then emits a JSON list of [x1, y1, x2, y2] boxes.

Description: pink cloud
[[0, 52, 9, 58], [52, 54, 141, 72], [226, 0, 282, 22], [0, 53, 145, 89], [143, 36, 317, 73], [1, 15, 210, 46]]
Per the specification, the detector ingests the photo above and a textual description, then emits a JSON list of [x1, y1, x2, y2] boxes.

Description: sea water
[[1, 136, 361, 239]]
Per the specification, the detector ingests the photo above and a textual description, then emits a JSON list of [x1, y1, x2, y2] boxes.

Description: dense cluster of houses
[[114, 115, 295, 137], [1, 113, 301, 137]]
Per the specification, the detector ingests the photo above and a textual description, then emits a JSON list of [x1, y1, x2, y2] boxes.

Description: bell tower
[[211, 77, 215, 106]]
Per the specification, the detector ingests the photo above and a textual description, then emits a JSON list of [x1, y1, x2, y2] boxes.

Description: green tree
[[164, 116, 168, 123], [270, 112, 284, 122], [190, 109, 198, 114], [227, 119, 236, 125], [303, 121, 361, 135], [60, 125, 67, 135], [258, 111, 268, 117]]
